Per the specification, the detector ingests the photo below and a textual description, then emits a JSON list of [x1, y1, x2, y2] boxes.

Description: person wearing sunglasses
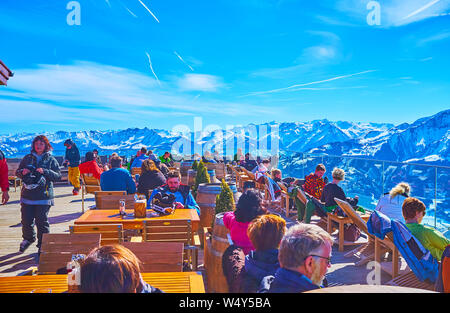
[[259, 223, 333, 293]]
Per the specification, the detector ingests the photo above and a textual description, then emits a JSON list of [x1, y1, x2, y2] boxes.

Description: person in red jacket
[[0, 150, 9, 204], [79, 152, 104, 180]]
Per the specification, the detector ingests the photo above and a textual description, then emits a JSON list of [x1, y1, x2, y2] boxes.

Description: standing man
[[63, 139, 81, 195], [0, 149, 10, 205]]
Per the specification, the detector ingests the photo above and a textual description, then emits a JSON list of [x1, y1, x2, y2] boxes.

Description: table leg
[[339, 220, 344, 252]]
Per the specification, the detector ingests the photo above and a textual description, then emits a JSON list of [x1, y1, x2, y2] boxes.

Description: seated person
[[80, 244, 163, 293], [223, 189, 267, 255], [402, 197, 450, 261], [260, 223, 333, 293], [130, 147, 149, 169], [147, 150, 158, 162], [79, 152, 104, 180], [155, 159, 169, 178], [241, 153, 257, 172], [320, 167, 358, 212], [202, 151, 217, 163], [159, 151, 174, 167], [241, 214, 286, 293], [92, 149, 104, 168], [100, 156, 136, 194], [303, 164, 327, 200], [147, 170, 200, 215], [137, 159, 166, 198], [375, 182, 411, 222], [252, 159, 270, 178]]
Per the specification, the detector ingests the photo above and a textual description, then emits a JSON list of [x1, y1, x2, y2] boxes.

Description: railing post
[[435, 167, 437, 228], [382, 162, 385, 196]]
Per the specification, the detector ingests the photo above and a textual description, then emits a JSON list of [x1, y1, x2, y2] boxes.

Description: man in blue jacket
[[259, 223, 333, 293], [130, 147, 149, 169], [147, 170, 200, 216], [100, 155, 136, 194]]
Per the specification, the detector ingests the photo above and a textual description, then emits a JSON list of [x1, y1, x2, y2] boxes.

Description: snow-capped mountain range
[[1, 109, 449, 166]]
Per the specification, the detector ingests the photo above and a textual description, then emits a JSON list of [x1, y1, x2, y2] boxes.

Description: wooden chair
[[81, 173, 101, 212], [335, 198, 379, 266], [94, 191, 135, 210], [7, 160, 21, 192], [262, 176, 282, 213], [35, 233, 101, 275], [70, 224, 124, 246], [122, 242, 184, 272], [277, 182, 294, 218], [229, 165, 251, 191], [142, 219, 201, 270]]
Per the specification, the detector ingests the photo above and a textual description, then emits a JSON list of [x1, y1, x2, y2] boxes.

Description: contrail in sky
[[241, 70, 376, 97], [138, 0, 160, 23], [402, 0, 441, 20], [145, 52, 161, 85], [174, 51, 194, 71]]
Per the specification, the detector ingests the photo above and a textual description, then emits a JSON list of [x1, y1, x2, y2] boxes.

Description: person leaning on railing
[[79, 245, 163, 293], [402, 197, 450, 261]]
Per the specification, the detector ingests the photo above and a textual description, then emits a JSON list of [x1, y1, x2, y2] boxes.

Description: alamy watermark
[[67, 1, 81, 26], [367, 1, 381, 26], [170, 117, 280, 163]]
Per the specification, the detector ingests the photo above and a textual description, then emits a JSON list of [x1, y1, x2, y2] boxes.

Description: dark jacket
[[137, 170, 166, 197], [64, 140, 81, 167], [259, 268, 320, 293], [242, 249, 280, 293], [320, 183, 358, 207], [100, 167, 136, 194], [16, 152, 62, 201]]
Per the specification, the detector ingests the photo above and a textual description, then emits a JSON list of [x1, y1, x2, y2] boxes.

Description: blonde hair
[[389, 182, 410, 199], [332, 168, 345, 181]]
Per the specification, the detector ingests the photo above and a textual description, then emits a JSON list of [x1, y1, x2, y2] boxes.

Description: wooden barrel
[[196, 183, 238, 228], [205, 212, 230, 293], [206, 163, 226, 179]]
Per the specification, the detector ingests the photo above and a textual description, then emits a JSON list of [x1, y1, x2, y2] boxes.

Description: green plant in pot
[[192, 160, 210, 198], [215, 179, 235, 215]]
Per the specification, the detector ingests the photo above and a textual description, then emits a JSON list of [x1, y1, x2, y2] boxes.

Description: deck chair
[[230, 166, 252, 191], [32, 233, 101, 275], [94, 191, 135, 210], [7, 161, 22, 192], [335, 198, 380, 266], [81, 173, 101, 212], [69, 224, 124, 246], [262, 176, 282, 213], [122, 242, 184, 272], [142, 219, 201, 270], [276, 182, 291, 217]]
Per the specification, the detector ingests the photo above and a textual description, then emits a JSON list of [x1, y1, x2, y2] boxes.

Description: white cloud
[[0, 61, 271, 132], [176, 74, 224, 92]]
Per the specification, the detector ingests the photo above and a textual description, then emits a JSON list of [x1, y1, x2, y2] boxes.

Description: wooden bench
[[122, 242, 184, 272], [34, 233, 101, 275], [0, 272, 205, 293], [142, 219, 201, 270], [70, 224, 124, 246], [94, 191, 135, 210]]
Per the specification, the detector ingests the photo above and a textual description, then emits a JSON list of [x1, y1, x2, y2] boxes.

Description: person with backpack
[[15, 135, 61, 254], [63, 139, 81, 195], [0, 149, 9, 205], [147, 170, 199, 215]]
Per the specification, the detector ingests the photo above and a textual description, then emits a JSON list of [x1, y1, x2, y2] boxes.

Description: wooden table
[[304, 284, 436, 293], [327, 212, 371, 252], [74, 209, 200, 232], [0, 272, 205, 293]]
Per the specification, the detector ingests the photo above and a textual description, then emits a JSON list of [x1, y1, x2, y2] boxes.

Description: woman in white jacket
[[375, 182, 411, 222]]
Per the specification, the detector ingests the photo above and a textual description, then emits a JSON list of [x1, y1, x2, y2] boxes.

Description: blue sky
[[0, 0, 449, 134]]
